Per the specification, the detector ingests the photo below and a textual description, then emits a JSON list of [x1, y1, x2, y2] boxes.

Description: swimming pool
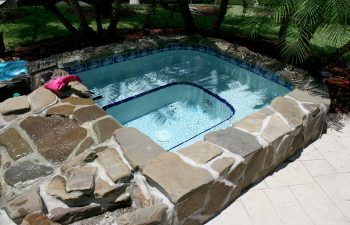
[[104, 82, 235, 150], [73, 45, 292, 149]]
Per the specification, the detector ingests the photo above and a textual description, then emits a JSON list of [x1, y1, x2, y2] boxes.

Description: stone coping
[[0, 36, 331, 225]]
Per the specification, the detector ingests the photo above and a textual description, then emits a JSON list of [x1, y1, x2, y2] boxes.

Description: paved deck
[[207, 116, 350, 225]]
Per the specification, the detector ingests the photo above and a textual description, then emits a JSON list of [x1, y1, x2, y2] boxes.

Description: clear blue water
[[78, 50, 290, 150], [105, 83, 234, 150]]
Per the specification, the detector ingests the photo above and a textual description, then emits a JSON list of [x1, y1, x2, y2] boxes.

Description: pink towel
[[44, 75, 81, 94]]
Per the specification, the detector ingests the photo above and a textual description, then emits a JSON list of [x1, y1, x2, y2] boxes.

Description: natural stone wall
[[0, 36, 330, 225]]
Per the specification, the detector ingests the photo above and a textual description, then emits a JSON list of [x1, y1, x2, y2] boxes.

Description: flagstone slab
[[46, 103, 75, 117], [65, 166, 97, 193], [5, 188, 43, 220], [270, 97, 305, 128], [4, 160, 53, 186], [177, 141, 223, 164], [46, 175, 89, 207], [93, 117, 122, 143], [61, 96, 95, 106], [143, 152, 213, 220], [114, 127, 164, 171], [0, 127, 33, 160], [116, 203, 168, 225], [20, 116, 87, 164], [234, 108, 274, 133], [96, 148, 131, 182], [29, 87, 57, 113], [204, 127, 262, 158], [73, 105, 107, 124], [0, 95, 30, 115]]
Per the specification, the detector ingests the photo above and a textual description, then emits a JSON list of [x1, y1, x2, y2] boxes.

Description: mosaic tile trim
[[102, 82, 236, 151], [64, 43, 295, 91]]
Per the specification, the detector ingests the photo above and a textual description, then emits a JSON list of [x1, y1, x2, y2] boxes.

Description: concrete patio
[[207, 115, 350, 225]]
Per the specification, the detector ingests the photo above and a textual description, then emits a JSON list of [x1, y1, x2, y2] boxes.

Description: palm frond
[[323, 0, 350, 25], [292, 0, 322, 26], [317, 24, 350, 47], [279, 26, 311, 64]]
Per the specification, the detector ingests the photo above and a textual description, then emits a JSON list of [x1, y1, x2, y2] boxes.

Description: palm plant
[[273, 0, 350, 64]]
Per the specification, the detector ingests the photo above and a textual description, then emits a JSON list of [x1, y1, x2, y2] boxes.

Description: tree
[[273, 0, 350, 64], [39, 0, 122, 43], [0, 32, 5, 56], [210, 0, 229, 34], [40, 0, 79, 36], [177, 0, 197, 32]]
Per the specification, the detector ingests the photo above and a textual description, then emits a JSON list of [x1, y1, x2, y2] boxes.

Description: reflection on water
[[79, 50, 290, 123]]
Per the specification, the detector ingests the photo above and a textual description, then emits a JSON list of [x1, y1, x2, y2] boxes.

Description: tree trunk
[[328, 40, 350, 64], [93, 2, 103, 36], [177, 0, 196, 32], [211, 0, 229, 34], [69, 0, 93, 36], [108, 0, 122, 36], [42, 1, 79, 36], [0, 32, 5, 56]]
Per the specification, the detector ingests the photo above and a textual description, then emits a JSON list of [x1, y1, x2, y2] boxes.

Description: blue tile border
[[66, 43, 295, 91], [102, 82, 236, 151]]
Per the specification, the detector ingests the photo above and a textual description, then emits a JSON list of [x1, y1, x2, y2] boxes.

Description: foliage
[[271, 0, 350, 64]]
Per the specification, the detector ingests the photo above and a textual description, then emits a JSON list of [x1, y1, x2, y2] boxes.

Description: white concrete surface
[[207, 115, 350, 225]]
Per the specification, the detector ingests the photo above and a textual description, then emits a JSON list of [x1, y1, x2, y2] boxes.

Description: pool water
[[78, 49, 291, 150], [104, 83, 235, 150]]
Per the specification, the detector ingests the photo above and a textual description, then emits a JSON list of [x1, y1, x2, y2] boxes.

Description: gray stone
[[46, 176, 89, 207], [68, 81, 89, 97], [75, 136, 94, 156], [227, 162, 246, 184], [46, 103, 75, 117], [286, 88, 331, 107], [49, 205, 102, 224], [211, 157, 236, 176], [5, 188, 43, 220], [93, 117, 123, 143], [61, 149, 97, 173], [234, 108, 274, 133], [65, 166, 97, 193], [204, 127, 262, 157], [132, 184, 151, 208], [143, 152, 213, 220], [261, 115, 292, 143], [116, 203, 167, 225], [29, 87, 57, 113], [0, 127, 33, 160], [61, 96, 95, 106], [177, 141, 223, 164], [202, 181, 232, 216], [183, 218, 200, 225], [73, 105, 107, 124], [96, 148, 131, 182], [115, 192, 131, 204], [242, 148, 269, 187], [21, 116, 87, 164], [94, 177, 121, 198], [4, 161, 53, 186], [114, 127, 164, 171], [270, 97, 305, 128], [303, 107, 326, 145], [303, 103, 321, 117], [93, 146, 109, 153], [0, 95, 30, 115]]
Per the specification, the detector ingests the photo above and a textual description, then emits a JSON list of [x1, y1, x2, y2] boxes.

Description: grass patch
[[0, 4, 349, 60]]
